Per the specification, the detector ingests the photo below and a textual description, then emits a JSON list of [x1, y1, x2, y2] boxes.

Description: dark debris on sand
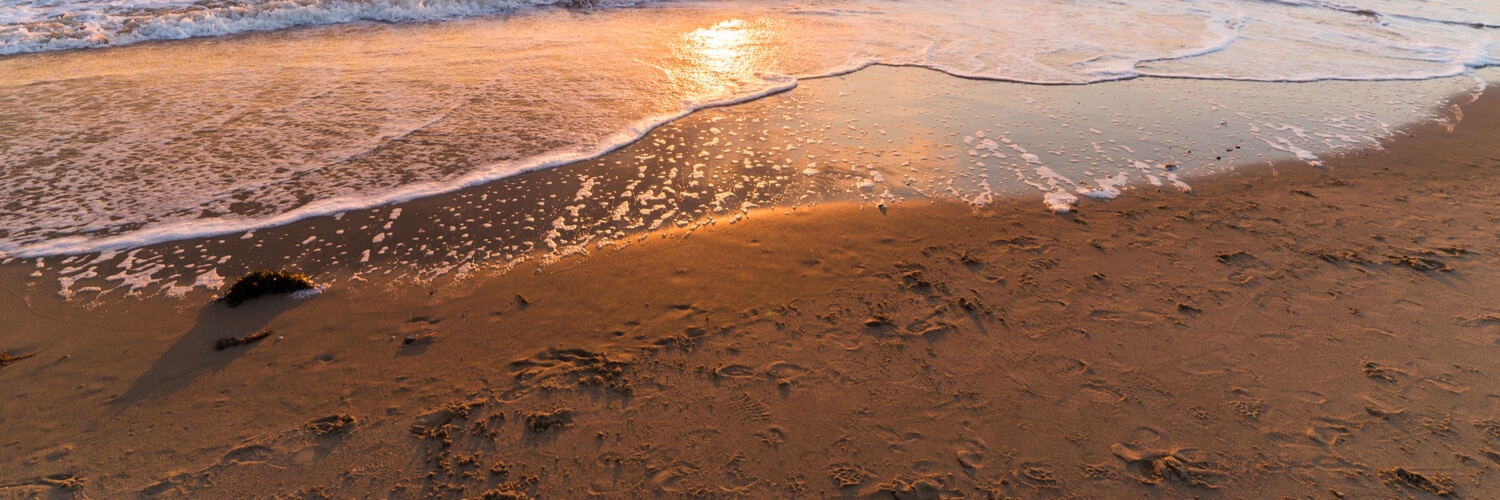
[[1381, 467, 1454, 496], [1386, 254, 1452, 272], [524, 408, 575, 433], [218, 270, 315, 307], [214, 328, 273, 351], [0, 351, 36, 368], [403, 329, 439, 345], [306, 414, 358, 436]]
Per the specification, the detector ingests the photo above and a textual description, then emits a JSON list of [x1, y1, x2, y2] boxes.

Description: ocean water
[[0, 0, 1497, 260]]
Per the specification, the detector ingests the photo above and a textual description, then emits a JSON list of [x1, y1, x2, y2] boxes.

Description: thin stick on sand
[[403, 329, 439, 345], [215, 328, 274, 351], [0, 352, 36, 367]]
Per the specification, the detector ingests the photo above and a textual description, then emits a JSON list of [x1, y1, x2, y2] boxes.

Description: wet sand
[[4, 75, 1500, 498]]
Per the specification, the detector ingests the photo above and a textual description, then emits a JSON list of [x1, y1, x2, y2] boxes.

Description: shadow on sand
[[110, 296, 302, 407]]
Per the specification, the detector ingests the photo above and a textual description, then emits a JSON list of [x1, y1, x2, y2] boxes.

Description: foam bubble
[[1043, 191, 1079, 214]]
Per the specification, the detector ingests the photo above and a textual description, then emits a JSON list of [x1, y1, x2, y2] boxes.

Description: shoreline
[[2, 10, 1490, 260], [6, 48, 1480, 261], [6, 65, 1489, 308]]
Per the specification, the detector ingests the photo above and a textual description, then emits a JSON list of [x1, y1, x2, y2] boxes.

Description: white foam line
[[0, 0, 656, 56], [0, 76, 798, 259], [3, 1, 1496, 257]]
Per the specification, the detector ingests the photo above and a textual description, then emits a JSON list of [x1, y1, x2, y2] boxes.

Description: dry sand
[[4, 79, 1500, 498]]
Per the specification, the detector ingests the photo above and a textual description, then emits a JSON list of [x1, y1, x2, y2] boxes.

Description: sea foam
[[0, 0, 1496, 257], [0, 0, 645, 55]]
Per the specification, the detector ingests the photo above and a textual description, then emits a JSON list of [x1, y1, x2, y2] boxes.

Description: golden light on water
[[667, 18, 782, 99], [686, 19, 756, 73]]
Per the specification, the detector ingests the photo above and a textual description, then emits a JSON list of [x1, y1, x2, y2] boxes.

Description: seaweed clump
[[219, 270, 315, 307]]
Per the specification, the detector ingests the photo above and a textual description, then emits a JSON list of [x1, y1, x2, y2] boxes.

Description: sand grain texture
[[4, 87, 1500, 499]]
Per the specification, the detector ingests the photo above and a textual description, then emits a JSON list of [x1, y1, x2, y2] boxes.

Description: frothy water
[[0, 0, 643, 55], [0, 0, 1497, 259], [18, 66, 1500, 301]]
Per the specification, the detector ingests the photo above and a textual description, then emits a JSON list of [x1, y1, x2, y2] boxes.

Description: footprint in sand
[[1048, 356, 1092, 377], [756, 426, 786, 447], [1453, 311, 1500, 328], [1305, 417, 1356, 447], [1015, 462, 1062, 489], [141, 413, 364, 495], [1361, 391, 1410, 419], [649, 461, 701, 492], [870, 472, 964, 497], [1110, 443, 1226, 489], [1086, 308, 1166, 326], [1412, 376, 1470, 396], [956, 449, 984, 470], [1227, 389, 1268, 421], [954, 438, 988, 475], [0, 484, 55, 498], [872, 425, 924, 453], [730, 394, 772, 423], [0, 475, 84, 497], [1360, 360, 1405, 383], [1131, 426, 1164, 443], [506, 348, 635, 397], [1079, 378, 1127, 403], [764, 361, 810, 381], [26, 443, 73, 465], [826, 463, 873, 489], [713, 364, 756, 378], [1473, 419, 1500, 442], [903, 318, 956, 337], [220, 444, 274, 464], [1179, 348, 1236, 376]]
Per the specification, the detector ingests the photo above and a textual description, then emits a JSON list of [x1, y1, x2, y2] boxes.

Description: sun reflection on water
[[668, 18, 784, 100]]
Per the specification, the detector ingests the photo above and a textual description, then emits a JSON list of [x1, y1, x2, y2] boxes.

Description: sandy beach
[[1, 61, 1499, 499]]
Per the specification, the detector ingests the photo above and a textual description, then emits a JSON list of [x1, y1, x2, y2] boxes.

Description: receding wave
[[0, 0, 645, 55], [0, 0, 1497, 258]]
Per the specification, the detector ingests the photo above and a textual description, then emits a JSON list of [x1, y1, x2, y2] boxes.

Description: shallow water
[[12, 65, 1498, 303], [1, 0, 1497, 258]]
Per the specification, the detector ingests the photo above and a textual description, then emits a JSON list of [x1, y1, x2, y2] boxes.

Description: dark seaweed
[[219, 270, 314, 307]]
